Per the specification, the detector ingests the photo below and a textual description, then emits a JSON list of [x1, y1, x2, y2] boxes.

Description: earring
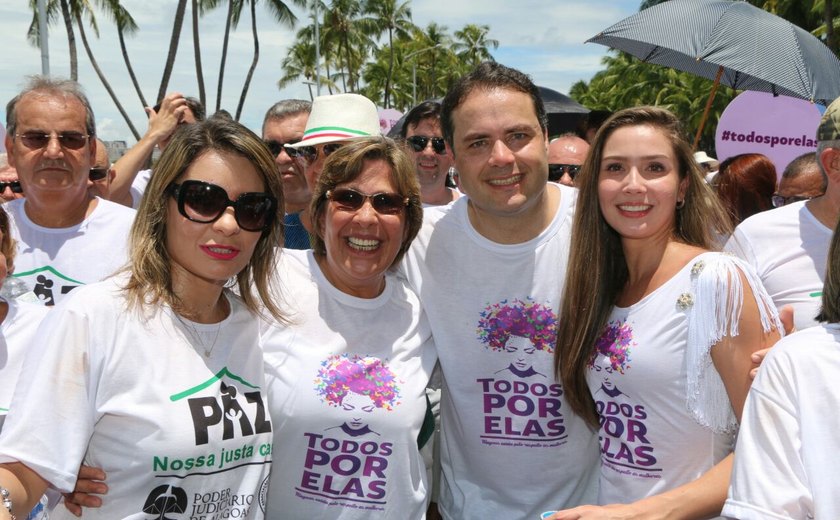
[[676, 199, 685, 210]]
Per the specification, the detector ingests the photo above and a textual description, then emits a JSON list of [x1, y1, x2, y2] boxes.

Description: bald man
[[88, 138, 116, 200], [548, 133, 589, 186]]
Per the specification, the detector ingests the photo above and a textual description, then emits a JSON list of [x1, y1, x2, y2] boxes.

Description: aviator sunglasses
[[326, 188, 409, 215], [15, 131, 90, 150], [548, 163, 581, 182], [168, 180, 277, 232], [406, 136, 446, 155], [0, 181, 22, 194], [284, 143, 344, 165]]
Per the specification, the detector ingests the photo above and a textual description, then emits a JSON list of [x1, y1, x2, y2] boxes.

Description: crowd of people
[[0, 58, 835, 520]]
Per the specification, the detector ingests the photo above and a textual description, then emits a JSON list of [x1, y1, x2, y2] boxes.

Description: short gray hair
[[262, 99, 311, 134], [816, 138, 840, 178], [6, 75, 96, 138]]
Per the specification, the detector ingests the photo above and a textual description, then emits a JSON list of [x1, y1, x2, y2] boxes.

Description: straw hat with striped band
[[287, 93, 381, 148]]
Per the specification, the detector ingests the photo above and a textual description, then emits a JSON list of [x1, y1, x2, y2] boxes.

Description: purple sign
[[715, 91, 823, 179], [377, 108, 402, 136]]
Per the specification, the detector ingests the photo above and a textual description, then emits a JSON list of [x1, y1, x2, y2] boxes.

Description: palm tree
[[72, 7, 141, 139], [453, 24, 498, 69], [323, 0, 366, 92], [362, 0, 415, 108], [192, 0, 221, 109], [157, 0, 189, 104], [97, 0, 147, 110], [234, 0, 305, 121], [27, 0, 83, 80]]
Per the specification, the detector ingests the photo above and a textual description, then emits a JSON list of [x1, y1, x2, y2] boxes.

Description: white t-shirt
[[0, 277, 273, 519], [587, 252, 778, 508], [130, 168, 153, 209], [260, 249, 436, 519], [5, 198, 136, 306], [0, 299, 50, 431], [400, 184, 600, 520], [724, 201, 831, 330], [723, 324, 840, 520]]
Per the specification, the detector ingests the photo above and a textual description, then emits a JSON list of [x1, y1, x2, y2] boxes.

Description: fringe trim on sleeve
[[684, 253, 782, 433]]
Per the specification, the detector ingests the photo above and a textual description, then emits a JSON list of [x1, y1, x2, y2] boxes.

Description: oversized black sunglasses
[[263, 139, 300, 157], [15, 131, 90, 150], [285, 143, 344, 165], [548, 163, 581, 182], [168, 180, 277, 232], [89, 167, 109, 181], [0, 181, 22, 194], [406, 135, 446, 155], [326, 188, 408, 215]]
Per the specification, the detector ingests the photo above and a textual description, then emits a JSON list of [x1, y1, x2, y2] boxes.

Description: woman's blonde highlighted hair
[[123, 115, 285, 322]]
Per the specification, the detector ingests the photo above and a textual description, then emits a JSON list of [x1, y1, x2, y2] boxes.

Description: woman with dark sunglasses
[[260, 136, 436, 519], [0, 115, 285, 520]]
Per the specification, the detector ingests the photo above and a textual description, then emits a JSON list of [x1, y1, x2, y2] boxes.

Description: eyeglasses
[[168, 180, 277, 232], [15, 131, 90, 150], [285, 143, 343, 165], [548, 163, 581, 182], [89, 167, 109, 181], [0, 181, 22, 194], [326, 188, 408, 215], [771, 194, 813, 208], [406, 136, 446, 155], [263, 139, 300, 157]]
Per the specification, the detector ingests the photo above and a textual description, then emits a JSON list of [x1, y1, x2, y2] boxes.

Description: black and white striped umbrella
[[588, 0, 840, 145]]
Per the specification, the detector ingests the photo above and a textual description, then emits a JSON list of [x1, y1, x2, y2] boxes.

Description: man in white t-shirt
[[3, 76, 135, 306], [401, 62, 598, 520], [724, 96, 840, 330]]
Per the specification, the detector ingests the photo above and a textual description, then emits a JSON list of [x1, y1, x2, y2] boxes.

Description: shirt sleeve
[[723, 351, 813, 519], [0, 302, 97, 493]]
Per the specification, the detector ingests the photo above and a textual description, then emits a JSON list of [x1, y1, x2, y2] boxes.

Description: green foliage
[[570, 52, 736, 152]]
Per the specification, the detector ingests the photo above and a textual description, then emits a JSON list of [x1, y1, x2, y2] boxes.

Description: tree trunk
[[384, 28, 394, 108], [75, 13, 141, 140], [826, 0, 836, 55], [235, 0, 259, 121], [192, 0, 207, 108], [117, 27, 148, 111], [59, 0, 78, 80], [157, 0, 188, 104], [216, 0, 234, 112]]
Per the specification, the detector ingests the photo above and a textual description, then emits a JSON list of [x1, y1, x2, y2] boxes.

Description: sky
[[0, 0, 641, 144]]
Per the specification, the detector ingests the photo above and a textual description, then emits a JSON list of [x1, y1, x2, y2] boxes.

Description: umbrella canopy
[[588, 0, 840, 106]]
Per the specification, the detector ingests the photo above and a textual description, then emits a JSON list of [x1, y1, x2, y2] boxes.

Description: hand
[[749, 305, 794, 380], [62, 465, 107, 517], [145, 92, 189, 144], [546, 503, 645, 520]]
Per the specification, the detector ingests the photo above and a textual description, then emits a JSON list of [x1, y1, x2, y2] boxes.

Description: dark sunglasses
[[168, 180, 277, 232], [326, 188, 408, 215], [89, 167, 109, 181], [15, 131, 90, 150], [263, 139, 300, 157], [0, 181, 22, 194], [771, 194, 812, 208], [285, 143, 343, 165], [406, 135, 446, 155], [548, 163, 581, 182]]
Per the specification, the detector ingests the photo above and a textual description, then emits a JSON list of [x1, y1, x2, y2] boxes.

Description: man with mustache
[[3, 76, 135, 306]]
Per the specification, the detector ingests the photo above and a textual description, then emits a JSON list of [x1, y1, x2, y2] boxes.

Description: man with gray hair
[[725, 98, 840, 329], [3, 76, 135, 305], [773, 152, 826, 208], [262, 99, 311, 249], [0, 153, 24, 202]]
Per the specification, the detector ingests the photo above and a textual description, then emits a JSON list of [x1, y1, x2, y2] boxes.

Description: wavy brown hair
[[309, 136, 422, 269], [123, 115, 285, 322], [554, 106, 732, 427]]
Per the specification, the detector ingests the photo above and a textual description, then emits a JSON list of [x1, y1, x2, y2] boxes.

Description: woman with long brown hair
[[550, 107, 780, 519]]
